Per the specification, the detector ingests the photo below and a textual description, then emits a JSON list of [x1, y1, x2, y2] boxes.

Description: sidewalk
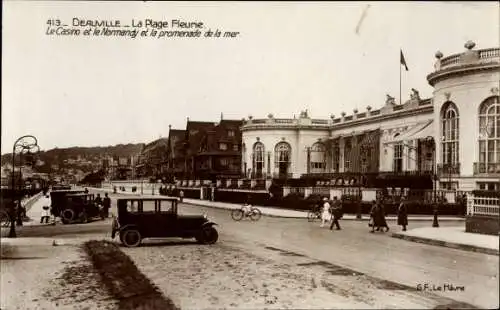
[[88, 187, 465, 221], [392, 226, 499, 256]]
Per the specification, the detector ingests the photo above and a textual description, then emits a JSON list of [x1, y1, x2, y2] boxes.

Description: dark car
[[111, 197, 219, 247], [50, 189, 85, 217], [60, 193, 104, 224]]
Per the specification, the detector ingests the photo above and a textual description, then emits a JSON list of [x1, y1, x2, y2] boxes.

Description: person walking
[[102, 193, 111, 218], [320, 197, 331, 228], [329, 196, 342, 230], [40, 195, 51, 224], [378, 200, 390, 232], [369, 200, 377, 233], [397, 201, 408, 231]]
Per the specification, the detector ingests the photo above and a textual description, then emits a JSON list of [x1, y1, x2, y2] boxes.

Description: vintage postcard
[[1, 2, 499, 309]]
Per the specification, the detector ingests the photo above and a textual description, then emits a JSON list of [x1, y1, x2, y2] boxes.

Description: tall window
[[252, 142, 264, 177], [310, 143, 326, 172], [344, 140, 352, 172], [393, 143, 403, 172], [441, 102, 459, 165], [274, 142, 291, 175], [332, 143, 340, 172], [478, 96, 500, 173]]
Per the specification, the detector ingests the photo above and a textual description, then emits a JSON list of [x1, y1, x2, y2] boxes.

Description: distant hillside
[[1, 143, 145, 173]]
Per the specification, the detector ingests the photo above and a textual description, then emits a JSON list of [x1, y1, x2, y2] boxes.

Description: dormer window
[[228, 130, 235, 137]]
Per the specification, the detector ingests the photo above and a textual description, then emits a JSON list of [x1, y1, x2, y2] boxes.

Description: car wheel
[[120, 229, 142, 247], [198, 226, 218, 244], [249, 208, 262, 221], [61, 209, 74, 223], [231, 209, 244, 221]]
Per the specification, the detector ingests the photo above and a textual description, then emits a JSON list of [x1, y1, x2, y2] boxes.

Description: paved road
[[5, 189, 498, 309]]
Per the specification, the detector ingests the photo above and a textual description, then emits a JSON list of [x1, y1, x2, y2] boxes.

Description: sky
[[2, 1, 499, 154]]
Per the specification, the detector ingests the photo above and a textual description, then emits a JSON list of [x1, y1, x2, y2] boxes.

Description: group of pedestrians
[[369, 199, 408, 232], [318, 196, 409, 233]]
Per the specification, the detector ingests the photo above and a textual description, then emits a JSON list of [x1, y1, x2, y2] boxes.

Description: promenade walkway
[[89, 187, 465, 221]]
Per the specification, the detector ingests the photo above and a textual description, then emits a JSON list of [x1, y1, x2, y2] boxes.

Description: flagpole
[[399, 49, 402, 105]]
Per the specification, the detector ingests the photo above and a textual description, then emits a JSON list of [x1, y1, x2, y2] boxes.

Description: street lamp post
[[9, 135, 40, 238]]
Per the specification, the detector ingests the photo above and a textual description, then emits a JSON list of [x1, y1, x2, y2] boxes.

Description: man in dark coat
[[329, 196, 342, 230], [102, 193, 111, 218], [377, 201, 390, 232], [397, 202, 408, 231]]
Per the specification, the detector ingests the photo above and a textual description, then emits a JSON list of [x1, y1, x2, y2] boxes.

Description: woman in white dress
[[320, 197, 331, 227]]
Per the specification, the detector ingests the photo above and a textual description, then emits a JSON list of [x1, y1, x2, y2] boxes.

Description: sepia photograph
[[1, 1, 499, 309]]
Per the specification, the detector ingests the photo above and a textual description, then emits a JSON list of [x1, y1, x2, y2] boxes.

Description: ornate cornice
[[241, 105, 433, 132], [427, 62, 500, 86]]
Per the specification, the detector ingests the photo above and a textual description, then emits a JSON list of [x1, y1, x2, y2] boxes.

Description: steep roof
[[142, 138, 168, 153]]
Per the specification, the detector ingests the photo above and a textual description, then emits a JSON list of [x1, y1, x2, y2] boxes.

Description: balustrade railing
[[467, 195, 500, 217], [437, 163, 460, 177], [479, 48, 500, 59], [473, 162, 500, 175], [439, 48, 499, 71]]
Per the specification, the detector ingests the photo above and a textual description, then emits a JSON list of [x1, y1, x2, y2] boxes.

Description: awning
[[388, 120, 433, 144], [329, 129, 375, 141]]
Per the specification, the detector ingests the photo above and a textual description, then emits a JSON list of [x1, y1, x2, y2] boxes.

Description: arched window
[[310, 142, 326, 172], [252, 142, 264, 177], [441, 102, 459, 165], [274, 142, 291, 175], [478, 96, 500, 173]]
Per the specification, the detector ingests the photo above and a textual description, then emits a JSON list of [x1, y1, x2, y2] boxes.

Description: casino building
[[240, 41, 500, 191]]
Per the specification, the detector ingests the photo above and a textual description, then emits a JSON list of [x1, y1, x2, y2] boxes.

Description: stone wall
[[465, 215, 500, 236]]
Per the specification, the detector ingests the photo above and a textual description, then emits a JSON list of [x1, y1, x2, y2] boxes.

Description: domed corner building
[[428, 41, 500, 191], [241, 41, 499, 192]]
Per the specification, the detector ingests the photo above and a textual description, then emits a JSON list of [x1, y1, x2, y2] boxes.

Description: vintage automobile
[[60, 193, 105, 224], [50, 189, 85, 217], [111, 197, 219, 247]]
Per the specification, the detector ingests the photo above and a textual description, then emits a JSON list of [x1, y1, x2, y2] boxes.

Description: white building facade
[[428, 41, 500, 191], [241, 41, 499, 191]]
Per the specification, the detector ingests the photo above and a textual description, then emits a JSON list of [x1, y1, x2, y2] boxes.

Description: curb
[[391, 233, 499, 256]]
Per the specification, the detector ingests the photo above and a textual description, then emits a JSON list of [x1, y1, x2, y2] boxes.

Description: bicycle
[[231, 205, 262, 221], [307, 205, 322, 222], [0, 210, 11, 227]]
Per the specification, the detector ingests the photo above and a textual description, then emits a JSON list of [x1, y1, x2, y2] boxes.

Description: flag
[[400, 50, 409, 71]]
